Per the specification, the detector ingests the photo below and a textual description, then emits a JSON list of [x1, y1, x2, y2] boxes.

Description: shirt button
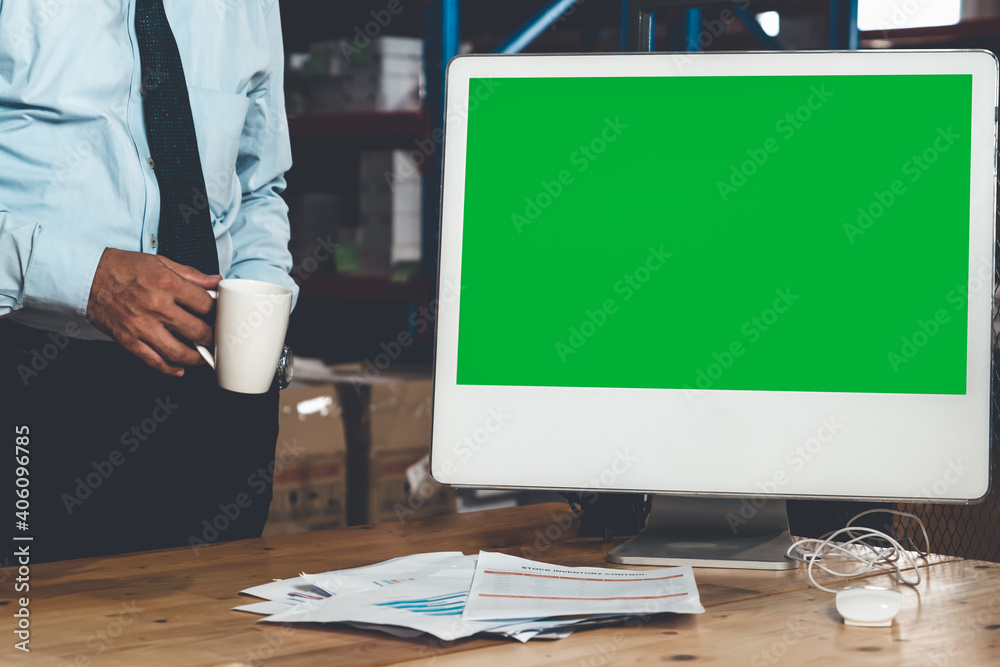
[[150, 234, 158, 249], [146, 158, 155, 169], [139, 84, 147, 98]]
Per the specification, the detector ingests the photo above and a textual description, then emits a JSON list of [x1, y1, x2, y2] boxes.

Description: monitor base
[[607, 495, 799, 570]]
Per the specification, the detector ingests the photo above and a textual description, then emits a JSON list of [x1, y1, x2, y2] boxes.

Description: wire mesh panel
[[893, 460, 1000, 562]]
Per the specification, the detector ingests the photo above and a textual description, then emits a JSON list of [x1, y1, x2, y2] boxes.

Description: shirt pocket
[[186, 86, 251, 220]]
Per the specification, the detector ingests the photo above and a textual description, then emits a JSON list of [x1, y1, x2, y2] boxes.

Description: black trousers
[[2, 321, 278, 563]]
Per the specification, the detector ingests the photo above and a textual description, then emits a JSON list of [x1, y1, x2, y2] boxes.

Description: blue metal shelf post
[[829, 0, 860, 50], [421, 0, 460, 295]]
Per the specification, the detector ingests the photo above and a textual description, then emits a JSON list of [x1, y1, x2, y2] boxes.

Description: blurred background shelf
[[296, 274, 429, 304], [288, 111, 429, 140]]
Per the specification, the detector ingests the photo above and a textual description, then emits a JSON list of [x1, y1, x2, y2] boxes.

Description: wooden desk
[[6, 503, 1000, 665]]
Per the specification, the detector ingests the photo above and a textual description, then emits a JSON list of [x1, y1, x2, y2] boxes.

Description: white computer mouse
[[835, 586, 903, 627]]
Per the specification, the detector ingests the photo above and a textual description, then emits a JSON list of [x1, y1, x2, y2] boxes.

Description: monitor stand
[[606, 495, 799, 570]]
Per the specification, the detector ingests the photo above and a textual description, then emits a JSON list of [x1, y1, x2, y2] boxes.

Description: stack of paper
[[235, 551, 703, 642]]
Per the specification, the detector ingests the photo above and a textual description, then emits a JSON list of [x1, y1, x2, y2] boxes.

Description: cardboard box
[[369, 449, 455, 524], [299, 455, 348, 528], [369, 373, 433, 448], [264, 383, 348, 535], [324, 364, 455, 525], [367, 375, 453, 523]]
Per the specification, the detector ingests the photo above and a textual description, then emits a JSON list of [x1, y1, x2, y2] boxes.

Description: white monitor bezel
[[431, 50, 998, 503]]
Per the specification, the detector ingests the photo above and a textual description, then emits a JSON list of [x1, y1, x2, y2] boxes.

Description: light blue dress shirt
[[0, 0, 298, 340]]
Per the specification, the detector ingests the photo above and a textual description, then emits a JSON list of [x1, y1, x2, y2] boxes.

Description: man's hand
[[87, 248, 222, 376]]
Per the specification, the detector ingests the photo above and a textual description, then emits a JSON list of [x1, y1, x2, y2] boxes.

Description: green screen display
[[456, 75, 972, 394]]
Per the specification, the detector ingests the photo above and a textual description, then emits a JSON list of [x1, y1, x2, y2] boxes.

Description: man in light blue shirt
[[1, 1, 299, 562]]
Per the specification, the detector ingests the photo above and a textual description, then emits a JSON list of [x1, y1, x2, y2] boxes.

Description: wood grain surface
[[4, 503, 997, 666]]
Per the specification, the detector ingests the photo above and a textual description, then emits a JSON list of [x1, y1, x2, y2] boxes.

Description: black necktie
[[135, 0, 220, 276]]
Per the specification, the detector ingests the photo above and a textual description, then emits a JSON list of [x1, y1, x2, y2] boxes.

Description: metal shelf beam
[[496, 0, 585, 53]]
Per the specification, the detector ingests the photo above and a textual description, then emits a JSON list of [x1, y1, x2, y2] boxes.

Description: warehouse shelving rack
[[420, 0, 859, 287], [285, 1, 859, 360]]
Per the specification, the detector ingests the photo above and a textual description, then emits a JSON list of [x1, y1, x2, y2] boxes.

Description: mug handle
[[195, 290, 219, 369]]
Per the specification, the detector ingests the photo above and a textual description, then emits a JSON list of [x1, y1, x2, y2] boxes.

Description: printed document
[[235, 551, 703, 641], [463, 551, 704, 621]]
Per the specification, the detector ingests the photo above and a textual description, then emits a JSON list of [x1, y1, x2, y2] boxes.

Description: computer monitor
[[429, 50, 997, 569]]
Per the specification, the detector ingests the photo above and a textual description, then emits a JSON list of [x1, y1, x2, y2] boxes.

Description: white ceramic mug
[[195, 278, 292, 394]]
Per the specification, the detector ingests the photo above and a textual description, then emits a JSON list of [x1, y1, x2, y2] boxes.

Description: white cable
[[786, 509, 929, 594]]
